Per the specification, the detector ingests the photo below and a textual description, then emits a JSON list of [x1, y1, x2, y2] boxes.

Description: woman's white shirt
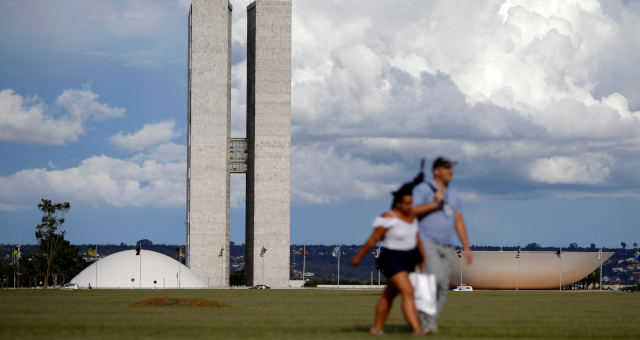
[[372, 214, 419, 251]]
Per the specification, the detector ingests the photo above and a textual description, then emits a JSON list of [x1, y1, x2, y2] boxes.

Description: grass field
[[1, 289, 639, 339]]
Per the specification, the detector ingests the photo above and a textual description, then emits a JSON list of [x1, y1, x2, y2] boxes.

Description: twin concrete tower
[[186, 0, 291, 288]]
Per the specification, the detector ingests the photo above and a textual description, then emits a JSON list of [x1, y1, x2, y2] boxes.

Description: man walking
[[412, 157, 473, 333]]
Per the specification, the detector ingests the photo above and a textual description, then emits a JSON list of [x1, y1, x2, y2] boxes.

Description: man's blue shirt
[[412, 180, 462, 246]]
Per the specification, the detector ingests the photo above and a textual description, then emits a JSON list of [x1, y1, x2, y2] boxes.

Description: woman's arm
[[351, 227, 387, 267]]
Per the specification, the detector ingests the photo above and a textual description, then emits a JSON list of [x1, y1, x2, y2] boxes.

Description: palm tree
[[589, 270, 600, 290]]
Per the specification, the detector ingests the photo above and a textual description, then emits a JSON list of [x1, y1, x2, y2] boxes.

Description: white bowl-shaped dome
[[70, 250, 206, 289], [450, 251, 613, 289]]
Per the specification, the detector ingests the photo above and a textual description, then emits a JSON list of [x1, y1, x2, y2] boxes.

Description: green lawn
[[0, 289, 638, 339]]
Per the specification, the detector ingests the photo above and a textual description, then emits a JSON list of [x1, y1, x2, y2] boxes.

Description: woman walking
[[351, 181, 427, 335]]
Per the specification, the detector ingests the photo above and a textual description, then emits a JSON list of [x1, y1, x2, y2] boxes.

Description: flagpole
[[302, 244, 306, 286], [95, 245, 98, 288], [559, 248, 562, 291], [337, 245, 340, 288], [516, 248, 520, 291], [139, 244, 142, 288], [517, 256, 519, 291], [460, 250, 463, 285], [259, 246, 267, 285], [599, 248, 603, 291], [176, 247, 179, 287], [376, 243, 381, 286], [13, 246, 16, 289], [221, 249, 224, 288]]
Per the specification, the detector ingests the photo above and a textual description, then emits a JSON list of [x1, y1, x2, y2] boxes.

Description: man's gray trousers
[[419, 240, 455, 331]]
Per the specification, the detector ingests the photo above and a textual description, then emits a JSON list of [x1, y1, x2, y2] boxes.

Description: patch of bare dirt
[[130, 296, 230, 307]]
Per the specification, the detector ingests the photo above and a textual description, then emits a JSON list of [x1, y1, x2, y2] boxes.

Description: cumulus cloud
[[4, 0, 640, 208], [0, 87, 124, 145], [0, 145, 185, 210], [280, 0, 640, 202], [292, 144, 403, 204], [528, 153, 614, 185], [110, 121, 181, 151]]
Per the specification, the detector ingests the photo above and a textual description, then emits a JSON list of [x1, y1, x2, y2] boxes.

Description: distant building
[[70, 250, 206, 289], [187, 0, 292, 288], [451, 251, 613, 289]]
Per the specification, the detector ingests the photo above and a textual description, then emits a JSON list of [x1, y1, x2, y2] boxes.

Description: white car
[[61, 283, 79, 290], [453, 285, 473, 291], [249, 284, 271, 290]]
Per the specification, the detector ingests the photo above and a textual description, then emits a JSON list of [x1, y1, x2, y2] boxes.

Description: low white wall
[[289, 280, 304, 288], [316, 285, 385, 289]]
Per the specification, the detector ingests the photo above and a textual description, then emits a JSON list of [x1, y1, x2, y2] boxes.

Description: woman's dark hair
[[391, 182, 415, 209], [390, 164, 425, 209]]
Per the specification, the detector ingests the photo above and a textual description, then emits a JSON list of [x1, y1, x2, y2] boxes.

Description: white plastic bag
[[409, 272, 437, 315]]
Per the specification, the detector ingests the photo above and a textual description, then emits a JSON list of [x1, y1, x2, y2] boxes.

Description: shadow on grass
[[344, 324, 412, 334]]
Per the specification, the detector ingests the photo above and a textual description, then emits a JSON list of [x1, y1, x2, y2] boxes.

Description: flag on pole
[[177, 247, 184, 258], [516, 248, 520, 259], [597, 248, 602, 260], [457, 249, 462, 258], [260, 247, 267, 257], [635, 251, 639, 260], [88, 247, 97, 257], [135, 244, 141, 255], [12, 246, 18, 257], [332, 246, 340, 258], [218, 247, 224, 258], [555, 249, 561, 258], [372, 246, 381, 258]]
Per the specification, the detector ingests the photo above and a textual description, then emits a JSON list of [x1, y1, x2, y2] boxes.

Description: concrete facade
[[187, 0, 232, 288], [187, 0, 291, 288], [245, 0, 292, 287]]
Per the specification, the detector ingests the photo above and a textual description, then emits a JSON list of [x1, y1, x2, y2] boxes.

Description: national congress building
[[186, 0, 292, 288]]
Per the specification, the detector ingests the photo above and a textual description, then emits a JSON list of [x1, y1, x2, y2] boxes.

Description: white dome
[[70, 250, 206, 289], [450, 251, 614, 289]]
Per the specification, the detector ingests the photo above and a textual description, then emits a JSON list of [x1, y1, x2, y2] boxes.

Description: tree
[[230, 268, 246, 286], [634, 242, 638, 248], [34, 199, 70, 289], [568, 242, 579, 249], [621, 242, 627, 250], [0, 260, 14, 288], [524, 243, 540, 250], [590, 243, 596, 249], [589, 270, 600, 289], [137, 239, 153, 248], [17, 254, 45, 288], [45, 236, 87, 286]]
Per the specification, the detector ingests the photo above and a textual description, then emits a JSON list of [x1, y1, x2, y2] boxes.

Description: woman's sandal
[[369, 327, 384, 335]]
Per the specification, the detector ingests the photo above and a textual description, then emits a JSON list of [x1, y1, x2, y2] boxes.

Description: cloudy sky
[[1, 0, 639, 248]]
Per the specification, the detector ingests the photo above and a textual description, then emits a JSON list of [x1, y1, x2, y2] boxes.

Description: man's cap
[[432, 157, 457, 169]]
